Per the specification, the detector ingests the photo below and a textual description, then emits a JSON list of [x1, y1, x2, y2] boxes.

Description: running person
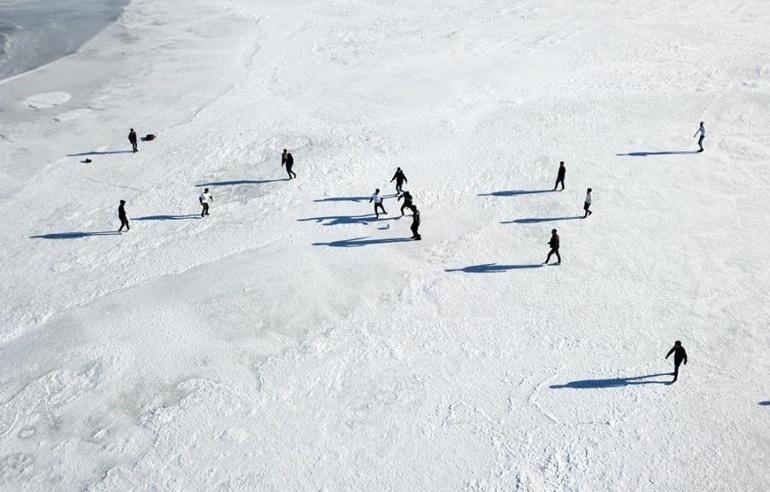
[[665, 341, 688, 383], [544, 229, 561, 264], [391, 167, 407, 194], [370, 188, 387, 218]]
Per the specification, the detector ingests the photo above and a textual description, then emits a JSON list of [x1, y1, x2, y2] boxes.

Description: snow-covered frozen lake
[[1, 0, 769, 489], [0, 0, 127, 80]]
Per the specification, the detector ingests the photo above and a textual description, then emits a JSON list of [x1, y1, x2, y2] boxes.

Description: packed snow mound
[[1, 0, 769, 490]]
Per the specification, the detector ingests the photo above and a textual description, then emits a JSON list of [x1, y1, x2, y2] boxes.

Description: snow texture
[[1, 0, 770, 490]]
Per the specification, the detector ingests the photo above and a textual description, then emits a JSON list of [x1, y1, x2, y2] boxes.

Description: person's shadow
[[760, 401, 770, 406], [30, 231, 121, 239], [445, 263, 543, 273], [550, 373, 672, 389], [478, 189, 554, 197], [313, 236, 412, 247], [502, 216, 582, 224], [616, 150, 700, 157]]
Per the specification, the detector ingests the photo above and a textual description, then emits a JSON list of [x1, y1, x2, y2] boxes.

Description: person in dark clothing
[[118, 200, 130, 232], [128, 128, 138, 153], [391, 167, 407, 194], [544, 229, 561, 264], [281, 149, 297, 179], [370, 188, 387, 218], [410, 205, 421, 240], [665, 340, 688, 383], [553, 161, 566, 191], [693, 122, 705, 152], [583, 188, 593, 219], [398, 191, 414, 215]]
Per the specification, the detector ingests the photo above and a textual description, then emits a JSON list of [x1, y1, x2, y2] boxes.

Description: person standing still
[[694, 122, 706, 152], [665, 341, 688, 383], [410, 205, 421, 240], [128, 128, 138, 153], [118, 200, 130, 232], [544, 229, 561, 264], [553, 161, 566, 191], [199, 188, 213, 217]]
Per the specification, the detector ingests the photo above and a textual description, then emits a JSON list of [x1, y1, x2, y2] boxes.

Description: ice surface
[[0, 0, 769, 489]]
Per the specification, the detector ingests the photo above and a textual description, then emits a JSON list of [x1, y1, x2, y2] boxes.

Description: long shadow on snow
[[67, 150, 134, 157], [616, 150, 700, 157], [313, 236, 412, 247], [760, 401, 770, 406], [299, 214, 399, 226], [313, 196, 371, 203], [502, 216, 583, 224], [550, 373, 672, 389], [195, 179, 289, 187], [478, 189, 554, 197], [30, 231, 122, 239], [446, 263, 543, 273], [133, 214, 201, 221]]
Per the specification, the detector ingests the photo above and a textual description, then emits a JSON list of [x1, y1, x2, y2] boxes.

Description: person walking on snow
[[583, 188, 593, 218], [370, 188, 387, 218], [398, 191, 414, 216], [391, 167, 407, 194], [544, 229, 561, 264], [199, 188, 213, 217], [282, 149, 297, 179], [410, 205, 421, 240], [128, 128, 138, 153], [118, 200, 130, 232], [665, 340, 688, 383], [694, 122, 706, 152], [553, 161, 566, 191]]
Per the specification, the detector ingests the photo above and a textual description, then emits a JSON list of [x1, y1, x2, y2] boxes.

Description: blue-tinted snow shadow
[[759, 401, 770, 406], [313, 236, 412, 247], [30, 231, 122, 239], [313, 196, 370, 203], [299, 214, 399, 226], [616, 150, 700, 157], [195, 179, 288, 187], [133, 214, 201, 221], [67, 150, 134, 157], [478, 189, 554, 197], [502, 216, 582, 224], [445, 263, 543, 273], [550, 373, 672, 389]]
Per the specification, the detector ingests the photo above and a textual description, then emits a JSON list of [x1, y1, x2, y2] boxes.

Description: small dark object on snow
[[141, 134, 156, 142], [82, 158, 93, 164]]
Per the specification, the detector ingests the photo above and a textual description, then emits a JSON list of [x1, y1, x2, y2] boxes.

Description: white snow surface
[[1, 0, 770, 489]]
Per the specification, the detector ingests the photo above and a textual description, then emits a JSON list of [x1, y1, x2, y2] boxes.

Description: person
[[199, 188, 213, 217], [410, 205, 421, 240], [693, 122, 705, 152], [128, 128, 138, 153], [665, 341, 688, 383], [553, 161, 566, 191], [398, 191, 414, 215], [118, 200, 130, 232], [583, 188, 593, 218], [544, 229, 561, 264], [369, 188, 387, 218], [391, 167, 408, 194], [282, 149, 297, 179]]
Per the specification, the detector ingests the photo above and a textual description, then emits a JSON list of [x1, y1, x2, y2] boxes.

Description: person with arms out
[[693, 121, 705, 152], [391, 167, 407, 195], [544, 229, 561, 265], [583, 188, 593, 218], [370, 188, 387, 218], [553, 161, 566, 191], [398, 191, 414, 216], [199, 188, 213, 217], [665, 340, 688, 383], [118, 200, 130, 232], [410, 205, 421, 240], [282, 149, 297, 179], [128, 128, 138, 153]]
